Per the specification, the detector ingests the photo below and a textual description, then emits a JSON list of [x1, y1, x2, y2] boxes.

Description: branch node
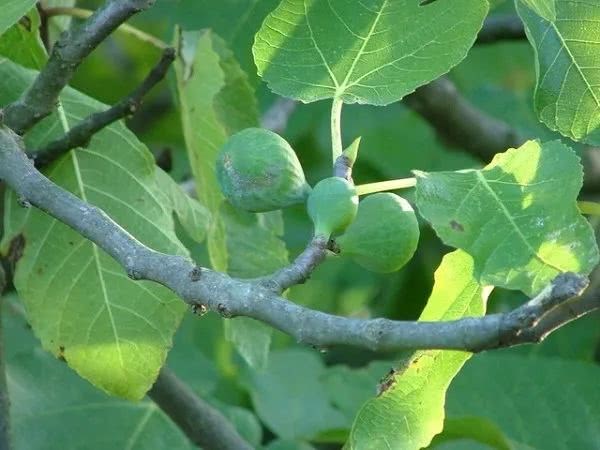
[[217, 303, 232, 318], [189, 267, 202, 282], [126, 267, 142, 280], [190, 302, 207, 316], [17, 196, 31, 208]]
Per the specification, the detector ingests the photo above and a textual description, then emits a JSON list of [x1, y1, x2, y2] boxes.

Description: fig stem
[[577, 200, 600, 216], [331, 97, 344, 164], [356, 177, 417, 196]]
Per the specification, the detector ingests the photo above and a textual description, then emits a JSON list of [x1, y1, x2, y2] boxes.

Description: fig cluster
[[215, 128, 419, 273]]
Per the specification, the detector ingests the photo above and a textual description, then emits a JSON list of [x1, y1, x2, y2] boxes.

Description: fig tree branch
[[148, 369, 253, 450], [405, 77, 524, 160], [260, 97, 297, 135], [0, 126, 596, 354], [405, 77, 600, 193], [29, 47, 176, 166], [262, 236, 330, 292], [43, 6, 168, 50], [476, 15, 526, 45], [2, 0, 156, 134]]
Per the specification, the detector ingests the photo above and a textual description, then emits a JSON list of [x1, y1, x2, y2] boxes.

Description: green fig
[[337, 193, 419, 273], [307, 177, 358, 237], [216, 128, 310, 212]]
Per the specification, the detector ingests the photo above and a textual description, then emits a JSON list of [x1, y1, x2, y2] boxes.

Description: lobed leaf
[[416, 139, 599, 295], [517, 0, 600, 144], [253, 0, 488, 105], [346, 250, 490, 450], [0, 58, 209, 399]]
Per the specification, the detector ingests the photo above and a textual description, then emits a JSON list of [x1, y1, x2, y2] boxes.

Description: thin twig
[[2, 0, 156, 134], [476, 15, 526, 45], [149, 369, 252, 450], [260, 97, 297, 135], [29, 47, 176, 166], [43, 7, 168, 50], [262, 235, 330, 292], [0, 126, 596, 353]]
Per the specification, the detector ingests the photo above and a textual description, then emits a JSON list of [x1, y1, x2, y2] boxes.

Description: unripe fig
[[337, 193, 419, 273], [307, 177, 358, 237], [216, 128, 310, 212]]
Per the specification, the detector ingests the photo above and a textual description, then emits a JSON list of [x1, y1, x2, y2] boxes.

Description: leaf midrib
[[338, 0, 388, 94], [71, 151, 124, 368]]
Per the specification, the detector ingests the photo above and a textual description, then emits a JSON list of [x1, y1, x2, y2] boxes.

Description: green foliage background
[[0, 0, 599, 449]]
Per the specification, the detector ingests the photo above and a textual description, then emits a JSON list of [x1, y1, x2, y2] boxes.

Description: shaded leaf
[[0, 58, 203, 399], [446, 354, 600, 450], [517, 0, 600, 144], [415, 140, 598, 295], [346, 250, 490, 450], [174, 29, 288, 369], [0, 7, 46, 69], [0, 0, 37, 36], [242, 348, 347, 440], [2, 301, 194, 450], [264, 440, 317, 450], [155, 168, 210, 244], [253, 0, 488, 105]]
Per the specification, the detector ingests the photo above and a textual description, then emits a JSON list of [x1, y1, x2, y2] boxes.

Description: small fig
[[216, 128, 310, 212], [307, 177, 358, 237], [337, 193, 419, 273]]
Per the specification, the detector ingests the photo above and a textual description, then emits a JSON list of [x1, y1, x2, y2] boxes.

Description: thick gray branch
[[30, 47, 175, 166], [2, 0, 155, 134], [149, 369, 252, 450], [0, 126, 595, 353]]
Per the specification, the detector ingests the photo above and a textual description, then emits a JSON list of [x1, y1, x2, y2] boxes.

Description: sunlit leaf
[[253, 0, 488, 105], [518, 0, 556, 21], [415, 140, 599, 295], [346, 250, 490, 450], [517, 0, 600, 144]]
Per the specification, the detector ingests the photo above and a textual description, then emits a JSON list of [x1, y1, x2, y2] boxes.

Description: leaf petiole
[[355, 177, 417, 196], [330, 97, 344, 164]]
